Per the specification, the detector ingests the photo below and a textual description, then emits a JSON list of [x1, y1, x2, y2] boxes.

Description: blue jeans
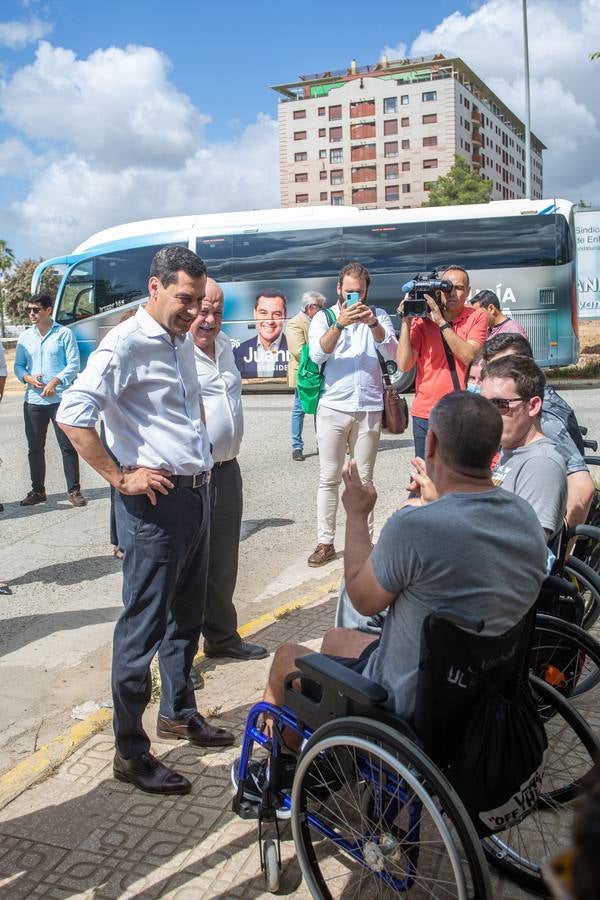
[[291, 389, 305, 451], [412, 415, 429, 460]]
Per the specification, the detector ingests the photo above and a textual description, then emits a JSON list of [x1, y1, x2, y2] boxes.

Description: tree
[[0, 240, 16, 337], [2, 258, 61, 325], [421, 155, 493, 208]]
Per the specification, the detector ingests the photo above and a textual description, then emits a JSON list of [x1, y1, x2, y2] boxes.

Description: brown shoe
[[67, 490, 87, 507], [113, 751, 191, 794], [20, 490, 47, 507], [156, 712, 235, 747], [308, 543, 336, 567]]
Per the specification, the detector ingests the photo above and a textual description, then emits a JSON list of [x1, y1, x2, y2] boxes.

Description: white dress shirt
[[308, 304, 398, 412], [57, 306, 212, 475], [193, 332, 243, 463]]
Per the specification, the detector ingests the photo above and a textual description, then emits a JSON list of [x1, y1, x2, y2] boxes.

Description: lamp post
[[523, 0, 532, 199]]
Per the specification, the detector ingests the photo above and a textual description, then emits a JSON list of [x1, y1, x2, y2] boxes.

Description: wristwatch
[[440, 323, 452, 333], [334, 321, 344, 331], [368, 319, 379, 329]]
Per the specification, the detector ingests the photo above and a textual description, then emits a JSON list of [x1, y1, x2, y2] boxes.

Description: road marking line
[[0, 581, 338, 810]]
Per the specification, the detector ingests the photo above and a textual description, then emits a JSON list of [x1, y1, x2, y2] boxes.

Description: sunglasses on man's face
[[488, 397, 527, 414], [28, 307, 42, 314]]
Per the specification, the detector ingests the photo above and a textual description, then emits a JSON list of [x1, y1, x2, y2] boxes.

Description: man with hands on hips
[[396, 265, 487, 459]]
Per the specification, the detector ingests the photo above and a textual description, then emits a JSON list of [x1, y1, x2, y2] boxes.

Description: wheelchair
[[233, 610, 599, 897]]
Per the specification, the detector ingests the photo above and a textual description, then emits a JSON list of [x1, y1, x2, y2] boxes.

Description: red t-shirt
[[410, 306, 488, 419]]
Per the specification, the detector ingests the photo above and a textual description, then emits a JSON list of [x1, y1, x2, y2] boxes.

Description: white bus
[[32, 198, 578, 385]]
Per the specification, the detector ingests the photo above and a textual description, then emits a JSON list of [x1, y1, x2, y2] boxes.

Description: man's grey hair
[[300, 290, 326, 313]]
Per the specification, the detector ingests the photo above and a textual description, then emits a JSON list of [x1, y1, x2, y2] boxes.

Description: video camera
[[401, 272, 453, 318]]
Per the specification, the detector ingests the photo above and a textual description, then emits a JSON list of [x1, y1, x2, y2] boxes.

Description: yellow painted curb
[[0, 708, 112, 810], [0, 580, 338, 811]]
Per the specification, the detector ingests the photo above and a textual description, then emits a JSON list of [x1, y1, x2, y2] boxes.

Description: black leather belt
[[213, 458, 236, 468], [170, 471, 211, 489]]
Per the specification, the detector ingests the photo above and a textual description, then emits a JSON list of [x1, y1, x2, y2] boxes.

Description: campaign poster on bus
[[576, 210, 600, 319]]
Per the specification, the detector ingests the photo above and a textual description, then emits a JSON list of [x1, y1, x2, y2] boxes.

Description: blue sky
[[1, 0, 599, 259]]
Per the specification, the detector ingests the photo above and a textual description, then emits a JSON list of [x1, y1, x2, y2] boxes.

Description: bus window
[[56, 260, 94, 324], [195, 235, 233, 280], [95, 244, 182, 313], [425, 216, 560, 271], [342, 224, 426, 273], [232, 228, 342, 281], [555, 215, 573, 266]]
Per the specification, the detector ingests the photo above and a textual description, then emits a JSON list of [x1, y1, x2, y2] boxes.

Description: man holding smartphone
[[306, 262, 397, 566]]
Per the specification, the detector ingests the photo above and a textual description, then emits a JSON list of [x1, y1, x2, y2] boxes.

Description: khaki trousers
[[315, 405, 382, 545]]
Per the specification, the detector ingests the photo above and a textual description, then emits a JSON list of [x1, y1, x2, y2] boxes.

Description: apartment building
[[273, 55, 544, 210]]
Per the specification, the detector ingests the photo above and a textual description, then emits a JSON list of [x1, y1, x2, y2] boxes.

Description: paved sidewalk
[[0, 595, 581, 899]]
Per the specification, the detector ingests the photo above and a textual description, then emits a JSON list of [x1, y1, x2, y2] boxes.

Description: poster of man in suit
[[233, 290, 288, 379]]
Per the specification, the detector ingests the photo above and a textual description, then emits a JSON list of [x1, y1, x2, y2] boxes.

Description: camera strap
[[376, 350, 392, 387], [440, 328, 462, 392]]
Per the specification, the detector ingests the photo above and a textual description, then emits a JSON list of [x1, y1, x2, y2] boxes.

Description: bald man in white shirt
[[190, 279, 267, 661]]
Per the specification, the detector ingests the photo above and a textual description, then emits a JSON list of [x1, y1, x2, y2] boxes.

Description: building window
[[330, 148, 343, 163], [351, 165, 377, 183], [383, 119, 398, 136], [296, 194, 308, 203], [319, 149, 327, 159], [294, 152, 307, 162], [385, 185, 399, 202], [423, 158, 438, 169], [401, 139, 410, 149], [424, 181, 436, 191], [350, 100, 375, 118], [329, 126, 343, 142], [320, 191, 327, 201], [351, 143, 376, 161], [385, 163, 399, 179], [402, 184, 411, 193], [350, 121, 376, 139], [318, 106, 325, 116], [383, 97, 397, 114], [329, 104, 342, 120], [465, 141, 471, 152], [293, 131, 306, 141], [331, 190, 344, 206], [319, 170, 327, 180], [422, 91, 437, 102], [422, 113, 437, 124], [295, 172, 308, 182], [318, 128, 326, 137], [330, 169, 344, 185], [384, 141, 398, 157], [401, 117, 410, 127], [464, 98, 470, 110], [402, 161, 410, 171], [293, 109, 306, 120], [423, 135, 438, 147], [400, 94, 409, 105], [352, 187, 377, 204]]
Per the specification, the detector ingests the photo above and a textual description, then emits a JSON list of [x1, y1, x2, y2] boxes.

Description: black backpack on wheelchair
[[413, 609, 548, 838]]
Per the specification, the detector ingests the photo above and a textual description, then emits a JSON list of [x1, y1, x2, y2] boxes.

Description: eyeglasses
[[488, 397, 527, 414], [28, 307, 42, 314]]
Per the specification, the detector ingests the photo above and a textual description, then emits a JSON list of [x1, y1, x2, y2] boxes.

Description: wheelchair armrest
[[564, 524, 600, 544], [583, 439, 598, 452], [579, 425, 588, 436], [584, 455, 600, 468], [428, 611, 485, 633], [295, 653, 388, 706], [540, 574, 579, 599]]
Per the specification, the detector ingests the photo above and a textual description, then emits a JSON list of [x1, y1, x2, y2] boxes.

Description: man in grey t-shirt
[[482, 355, 567, 537], [249, 392, 547, 728]]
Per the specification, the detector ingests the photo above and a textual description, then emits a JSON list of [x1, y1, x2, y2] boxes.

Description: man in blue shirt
[[14, 294, 86, 507]]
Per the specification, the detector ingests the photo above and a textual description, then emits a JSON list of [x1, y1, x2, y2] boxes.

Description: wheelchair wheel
[[482, 676, 599, 894], [290, 717, 491, 899], [262, 839, 280, 893], [531, 613, 600, 703], [564, 557, 600, 630]]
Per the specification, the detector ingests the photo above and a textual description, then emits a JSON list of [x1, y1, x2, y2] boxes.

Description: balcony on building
[[350, 100, 375, 118], [351, 166, 377, 184], [351, 143, 376, 161]]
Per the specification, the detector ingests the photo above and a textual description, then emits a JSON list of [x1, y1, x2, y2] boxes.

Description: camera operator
[[396, 265, 488, 458]]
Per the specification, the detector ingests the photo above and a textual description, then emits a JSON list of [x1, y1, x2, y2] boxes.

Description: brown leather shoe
[[113, 751, 191, 794], [67, 490, 87, 507], [156, 712, 235, 747], [307, 543, 336, 567], [20, 490, 47, 507]]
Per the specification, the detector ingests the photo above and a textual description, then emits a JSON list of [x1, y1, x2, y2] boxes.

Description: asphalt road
[[1, 388, 599, 775]]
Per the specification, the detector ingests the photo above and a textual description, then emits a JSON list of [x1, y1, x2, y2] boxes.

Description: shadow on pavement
[[0, 606, 119, 657], [7, 555, 122, 588], [241, 517, 295, 542], [0, 486, 111, 520]]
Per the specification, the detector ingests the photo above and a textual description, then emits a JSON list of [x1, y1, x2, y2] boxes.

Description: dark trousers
[[202, 458, 243, 649], [112, 484, 210, 758], [24, 402, 80, 493], [412, 415, 429, 460]]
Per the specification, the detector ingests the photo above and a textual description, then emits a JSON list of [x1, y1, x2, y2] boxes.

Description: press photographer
[[396, 265, 488, 457]]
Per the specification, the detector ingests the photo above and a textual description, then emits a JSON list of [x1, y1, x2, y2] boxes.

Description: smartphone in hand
[[345, 292, 361, 307]]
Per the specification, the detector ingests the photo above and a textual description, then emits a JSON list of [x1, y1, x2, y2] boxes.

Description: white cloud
[[0, 40, 280, 257], [385, 0, 600, 203], [11, 114, 280, 257], [0, 17, 52, 48]]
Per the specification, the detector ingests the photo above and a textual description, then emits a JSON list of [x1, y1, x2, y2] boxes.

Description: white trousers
[[315, 405, 382, 545]]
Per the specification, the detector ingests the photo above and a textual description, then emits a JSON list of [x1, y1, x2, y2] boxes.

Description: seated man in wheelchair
[[482, 332, 594, 530], [232, 392, 549, 808]]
